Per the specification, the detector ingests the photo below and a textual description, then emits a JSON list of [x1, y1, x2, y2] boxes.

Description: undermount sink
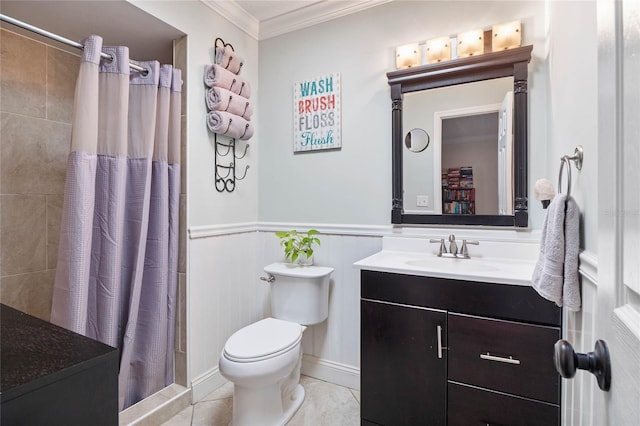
[[405, 256, 499, 273]]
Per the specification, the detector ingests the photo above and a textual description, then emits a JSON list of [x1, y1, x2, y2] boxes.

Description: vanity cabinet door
[[361, 299, 446, 426]]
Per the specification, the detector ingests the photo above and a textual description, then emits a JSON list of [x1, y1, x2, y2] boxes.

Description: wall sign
[[293, 72, 341, 152]]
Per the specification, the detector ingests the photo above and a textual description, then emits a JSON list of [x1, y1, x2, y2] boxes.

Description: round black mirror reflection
[[404, 128, 430, 152]]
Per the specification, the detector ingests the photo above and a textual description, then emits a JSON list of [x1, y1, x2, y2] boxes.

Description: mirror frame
[[387, 45, 533, 227]]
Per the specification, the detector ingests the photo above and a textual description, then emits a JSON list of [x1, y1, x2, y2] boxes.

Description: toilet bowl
[[219, 318, 306, 426], [219, 263, 333, 426]]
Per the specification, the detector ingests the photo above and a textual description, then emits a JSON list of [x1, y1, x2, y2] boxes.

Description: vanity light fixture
[[492, 20, 522, 51], [395, 43, 421, 69], [425, 36, 451, 63], [457, 29, 484, 58]]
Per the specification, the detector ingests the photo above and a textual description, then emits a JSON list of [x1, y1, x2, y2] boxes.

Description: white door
[[593, 0, 640, 423], [497, 91, 513, 215]]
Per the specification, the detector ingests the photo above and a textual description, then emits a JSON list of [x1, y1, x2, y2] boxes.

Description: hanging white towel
[[531, 194, 581, 311], [563, 196, 581, 310]]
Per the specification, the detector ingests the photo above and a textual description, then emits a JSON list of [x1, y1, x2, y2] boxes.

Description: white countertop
[[354, 236, 539, 286]]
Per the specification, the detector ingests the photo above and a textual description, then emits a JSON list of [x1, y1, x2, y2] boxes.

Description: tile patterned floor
[[161, 376, 360, 426]]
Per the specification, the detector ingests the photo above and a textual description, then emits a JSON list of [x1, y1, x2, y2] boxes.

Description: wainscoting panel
[[188, 230, 269, 399], [188, 224, 383, 400], [258, 229, 383, 390]]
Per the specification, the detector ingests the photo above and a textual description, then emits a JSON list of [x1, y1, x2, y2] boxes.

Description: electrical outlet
[[416, 195, 429, 207]]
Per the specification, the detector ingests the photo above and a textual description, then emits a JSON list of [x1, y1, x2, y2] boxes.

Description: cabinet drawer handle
[[437, 325, 445, 359], [480, 352, 521, 365]]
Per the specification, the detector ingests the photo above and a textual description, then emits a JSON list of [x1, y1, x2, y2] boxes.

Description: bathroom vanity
[[356, 238, 562, 426], [0, 304, 118, 425]]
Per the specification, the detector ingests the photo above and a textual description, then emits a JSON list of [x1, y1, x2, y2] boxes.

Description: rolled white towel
[[203, 64, 252, 98], [205, 87, 253, 120], [215, 43, 244, 75], [207, 111, 254, 141]]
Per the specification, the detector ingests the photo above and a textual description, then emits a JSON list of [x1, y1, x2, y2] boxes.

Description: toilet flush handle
[[260, 274, 275, 283]]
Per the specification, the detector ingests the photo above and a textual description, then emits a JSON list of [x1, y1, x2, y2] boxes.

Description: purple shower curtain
[[51, 35, 181, 410]]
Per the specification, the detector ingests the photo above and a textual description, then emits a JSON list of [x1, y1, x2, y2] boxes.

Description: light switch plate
[[416, 195, 429, 207]]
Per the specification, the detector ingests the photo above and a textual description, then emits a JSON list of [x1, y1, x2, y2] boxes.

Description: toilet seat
[[223, 318, 302, 363]]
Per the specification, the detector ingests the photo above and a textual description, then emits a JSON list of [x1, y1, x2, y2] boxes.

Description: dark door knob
[[554, 339, 611, 391]]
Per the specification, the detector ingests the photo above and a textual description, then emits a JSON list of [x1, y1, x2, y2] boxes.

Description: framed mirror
[[387, 45, 532, 227]]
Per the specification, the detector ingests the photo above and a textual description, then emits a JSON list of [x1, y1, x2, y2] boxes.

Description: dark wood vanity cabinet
[[361, 270, 562, 426], [361, 299, 447, 425]]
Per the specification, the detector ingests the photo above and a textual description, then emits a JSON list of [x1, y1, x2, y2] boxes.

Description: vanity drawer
[[447, 382, 559, 426], [447, 313, 560, 404]]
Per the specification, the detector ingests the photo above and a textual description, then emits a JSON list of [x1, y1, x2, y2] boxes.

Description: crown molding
[[200, 0, 260, 39], [259, 0, 392, 40], [200, 0, 392, 41]]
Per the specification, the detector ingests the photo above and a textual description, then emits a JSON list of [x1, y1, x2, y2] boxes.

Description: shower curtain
[[51, 35, 181, 410]]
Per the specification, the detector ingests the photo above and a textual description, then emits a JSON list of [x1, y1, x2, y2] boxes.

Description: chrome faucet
[[448, 234, 458, 256], [430, 235, 480, 258]]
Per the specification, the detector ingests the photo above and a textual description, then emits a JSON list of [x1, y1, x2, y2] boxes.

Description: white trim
[[191, 367, 227, 403], [189, 222, 390, 239], [614, 304, 640, 342], [579, 250, 598, 287], [301, 354, 360, 390], [259, 0, 392, 40], [433, 103, 503, 215], [258, 222, 390, 237], [188, 221, 547, 240], [200, 0, 391, 40], [200, 0, 259, 39], [188, 222, 259, 239]]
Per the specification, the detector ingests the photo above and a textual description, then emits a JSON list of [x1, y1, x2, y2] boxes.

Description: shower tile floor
[[161, 375, 361, 426]]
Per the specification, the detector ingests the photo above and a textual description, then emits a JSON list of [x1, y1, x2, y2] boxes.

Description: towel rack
[[558, 145, 583, 196], [214, 134, 249, 192]]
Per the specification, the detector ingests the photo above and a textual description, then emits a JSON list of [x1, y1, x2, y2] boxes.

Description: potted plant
[[275, 229, 321, 265]]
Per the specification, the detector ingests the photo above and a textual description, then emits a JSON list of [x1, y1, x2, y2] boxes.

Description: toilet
[[219, 262, 334, 426]]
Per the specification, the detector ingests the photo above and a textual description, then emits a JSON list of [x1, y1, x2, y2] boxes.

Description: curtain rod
[[0, 13, 148, 74]]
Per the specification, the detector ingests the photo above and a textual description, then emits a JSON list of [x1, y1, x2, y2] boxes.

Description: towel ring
[[558, 145, 584, 196]]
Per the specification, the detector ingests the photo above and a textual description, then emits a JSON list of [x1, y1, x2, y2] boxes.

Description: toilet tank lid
[[264, 263, 334, 278], [224, 318, 302, 361]]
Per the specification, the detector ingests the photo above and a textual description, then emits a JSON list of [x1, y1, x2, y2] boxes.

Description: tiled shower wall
[[0, 29, 188, 387], [0, 29, 79, 321]]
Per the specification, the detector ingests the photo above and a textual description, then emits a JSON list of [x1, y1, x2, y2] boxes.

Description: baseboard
[[301, 354, 360, 390], [191, 366, 227, 402]]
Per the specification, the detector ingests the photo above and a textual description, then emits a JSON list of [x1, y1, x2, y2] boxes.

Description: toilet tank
[[264, 263, 334, 325]]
